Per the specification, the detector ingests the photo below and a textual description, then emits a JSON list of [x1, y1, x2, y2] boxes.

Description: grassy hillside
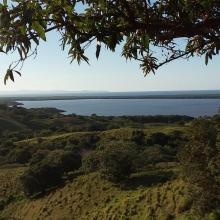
[[0, 126, 192, 220], [15, 126, 186, 150], [0, 105, 219, 220], [1, 168, 191, 220]]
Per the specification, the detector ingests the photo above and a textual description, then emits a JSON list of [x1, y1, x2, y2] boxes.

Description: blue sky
[[0, 30, 219, 92]]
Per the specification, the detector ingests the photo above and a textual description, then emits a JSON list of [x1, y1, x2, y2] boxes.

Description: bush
[[7, 148, 32, 164], [29, 150, 49, 165], [82, 151, 101, 173], [82, 140, 140, 180], [99, 146, 136, 182], [147, 132, 169, 146], [167, 130, 186, 147], [21, 162, 63, 197], [45, 150, 82, 173], [0, 141, 15, 156], [65, 134, 99, 151], [137, 145, 172, 167], [131, 130, 145, 146], [21, 150, 82, 197]]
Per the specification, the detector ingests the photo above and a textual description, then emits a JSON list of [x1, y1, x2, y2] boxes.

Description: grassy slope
[[1, 126, 194, 220], [1, 170, 192, 220], [16, 125, 186, 147], [0, 166, 26, 199], [0, 166, 27, 218]]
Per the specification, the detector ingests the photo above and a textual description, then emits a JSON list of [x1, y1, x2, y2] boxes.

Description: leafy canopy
[[179, 119, 220, 214], [1, 0, 220, 83]]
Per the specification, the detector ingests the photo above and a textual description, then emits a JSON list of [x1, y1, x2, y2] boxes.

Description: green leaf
[[19, 26, 26, 36], [96, 44, 101, 59], [32, 21, 46, 41], [4, 69, 13, 85], [6, 44, 11, 53], [205, 53, 209, 65], [9, 70, 14, 82], [18, 47, 23, 60], [14, 70, 21, 76], [81, 54, 90, 65], [3, 0, 7, 6], [30, 32, 39, 45], [98, 0, 107, 9], [0, 47, 5, 53], [142, 34, 149, 49]]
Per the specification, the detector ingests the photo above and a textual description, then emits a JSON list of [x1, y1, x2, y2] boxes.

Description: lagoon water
[[19, 99, 220, 117]]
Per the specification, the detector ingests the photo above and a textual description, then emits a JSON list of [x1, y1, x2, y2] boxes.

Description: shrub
[[65, 134, 99, 152], [45, 150, 82, 173], [21, 162, 63, 197], [7, 148, 32, 164], [82, 151, 101, 173], [29, 150, 49, 165], [131, 130, 145, 146], [99, 146, 136, 182], [21, 150, 82, 197], [147, 132, 169, 146], [167, 130, 187, 148], [138, 145, 171, 167], [0, 143, 13, 156]]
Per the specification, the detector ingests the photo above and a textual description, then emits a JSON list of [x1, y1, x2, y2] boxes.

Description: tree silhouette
[[1, 0, 220, 83]]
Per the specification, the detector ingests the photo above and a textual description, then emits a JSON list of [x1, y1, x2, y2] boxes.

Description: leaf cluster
[[1, 0, 220, 82]]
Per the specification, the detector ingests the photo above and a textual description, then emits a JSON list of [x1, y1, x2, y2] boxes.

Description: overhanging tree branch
[[0, 0, 220, 83]]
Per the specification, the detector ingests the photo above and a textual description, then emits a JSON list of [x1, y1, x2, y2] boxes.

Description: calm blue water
[[19, 99, 220, 117]]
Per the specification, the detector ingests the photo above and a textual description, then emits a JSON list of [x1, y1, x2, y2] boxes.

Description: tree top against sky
[[0, 0, 220, 84]]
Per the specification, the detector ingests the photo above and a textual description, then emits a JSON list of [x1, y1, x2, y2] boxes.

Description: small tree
[[21, 162, 63, 197], [99, 146, 136, 182], [82, 151, 101, 174], [7, 148, 31, 164], [148, 132, 169, 146], [40, 150, 82, 173], [131, 130, 145, 146], [21, 150, 82, 197], [29, 150, 49, 166]]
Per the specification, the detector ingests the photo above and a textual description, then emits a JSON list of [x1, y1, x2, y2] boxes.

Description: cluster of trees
[[17, 128, 186, 196], [21, 150, 81, 197], [0, 104, 193, 137], [82, 141, 137, 181]]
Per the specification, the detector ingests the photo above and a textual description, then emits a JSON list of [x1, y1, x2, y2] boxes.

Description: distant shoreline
[[1, 97, 220, 117], [1, 94, 220, 102]]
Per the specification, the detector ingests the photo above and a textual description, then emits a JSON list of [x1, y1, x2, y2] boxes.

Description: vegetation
[[1, 1, 220, 83], [179, 119, 220, 214], [0, 104, 220, 219], [99, 142, 137, 181], [21, 150, 82, 197]]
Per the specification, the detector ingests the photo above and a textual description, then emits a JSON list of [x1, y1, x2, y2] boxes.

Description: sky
[[0, 30, 219, 93]]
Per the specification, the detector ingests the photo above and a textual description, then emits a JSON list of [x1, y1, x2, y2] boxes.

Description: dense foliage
[[179, 119, 220, 214], [1, 0, 220, 83], [21, 150, 81, 196]]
